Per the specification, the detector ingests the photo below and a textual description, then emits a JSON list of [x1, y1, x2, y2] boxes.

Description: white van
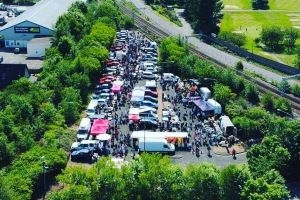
[[207, 99, 222, 115], [138, 138, 175, 155], [200, 87, 211, 101], [87, 100, 98, 117], [77, 118, 91, 141], [220, 115, 237, 136]]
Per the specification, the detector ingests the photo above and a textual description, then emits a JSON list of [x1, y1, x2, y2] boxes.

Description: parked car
[[142, 71, 156, 80], [139, 118, 159, 129], [70, 140, 99, 162], [141, 100, 158, 109], [145, 89, 158, 97], [144, 95, 158, 103]]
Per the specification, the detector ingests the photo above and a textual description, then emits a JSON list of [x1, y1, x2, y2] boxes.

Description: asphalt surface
[[113, 75, 247, 168], [121, 0, 299, 85]]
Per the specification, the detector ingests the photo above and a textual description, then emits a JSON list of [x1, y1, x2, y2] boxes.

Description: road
[[120, 0, 299, 85]]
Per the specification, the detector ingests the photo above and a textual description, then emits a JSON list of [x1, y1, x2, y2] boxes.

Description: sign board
[[14, 27, 40, 34]]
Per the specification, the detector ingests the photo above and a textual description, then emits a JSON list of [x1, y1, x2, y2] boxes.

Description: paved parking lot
[[0, 48, 43, 71]]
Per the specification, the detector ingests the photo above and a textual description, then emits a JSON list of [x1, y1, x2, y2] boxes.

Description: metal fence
[[200, 34, 300, 75]]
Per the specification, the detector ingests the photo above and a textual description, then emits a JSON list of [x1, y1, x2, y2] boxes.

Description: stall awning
[[192, 99, 214, 112]]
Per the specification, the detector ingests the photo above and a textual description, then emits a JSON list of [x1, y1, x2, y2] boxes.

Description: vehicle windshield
[[78, 129, 87, 135]]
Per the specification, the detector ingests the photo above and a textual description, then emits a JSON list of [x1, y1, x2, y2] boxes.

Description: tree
[[241, 170, 290, 200], [295, 47, 300, 70], [48, 185, 91, 200], [185, 163, 221, 200], [260, 92, 275, 111], [260, 26, 283, 51], [283, 28, 298, 52], [247, 135, 290, 178], [59, 87, 82, 125], [221, 165, 251, 200], [57, 36, 74, 58], [235, 61, 244, 70], [278, 79, 291, 94], [213, 83, 233, 108], [244, 84, 259, 104], [252, 0, 269, 9], [183, 0, 224, 34]]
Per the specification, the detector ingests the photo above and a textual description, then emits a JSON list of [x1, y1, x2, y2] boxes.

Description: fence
[[200, 34, 300, 75]]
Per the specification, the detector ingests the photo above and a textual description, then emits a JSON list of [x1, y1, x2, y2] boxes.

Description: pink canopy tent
[[93, 119, 109, 128], [90, 125, 108, 136], [111, 85, 122, 93], [129, 114, 140, 122], [90, 119, 110, 136]]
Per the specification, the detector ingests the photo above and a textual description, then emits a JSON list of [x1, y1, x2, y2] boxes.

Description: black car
[[139, 118, 159, 130], [70, 147, 94, 162], [95, 84, 112, 94]]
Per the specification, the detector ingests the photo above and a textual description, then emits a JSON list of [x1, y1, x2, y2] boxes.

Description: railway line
[[118, 3, 300, 116]]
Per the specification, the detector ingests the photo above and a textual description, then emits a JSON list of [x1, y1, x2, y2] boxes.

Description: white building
[[0, 0, 81, 56]]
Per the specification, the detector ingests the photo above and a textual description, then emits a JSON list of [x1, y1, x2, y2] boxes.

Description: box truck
[[138, 138, 175, 155]]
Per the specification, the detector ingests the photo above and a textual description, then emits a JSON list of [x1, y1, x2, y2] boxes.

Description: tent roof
[[192, 99, 214, 112]]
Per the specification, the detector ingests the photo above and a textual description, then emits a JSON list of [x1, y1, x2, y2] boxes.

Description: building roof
[[0, 0, 80, 32], [0, 63, 29, 89], [27, 37, 51, 45]]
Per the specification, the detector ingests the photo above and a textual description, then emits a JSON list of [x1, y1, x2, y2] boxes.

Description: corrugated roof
[[0, 0, 81, 32]]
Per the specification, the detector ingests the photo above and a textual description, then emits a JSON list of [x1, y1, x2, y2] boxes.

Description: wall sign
[[14, 27, 40, 33]]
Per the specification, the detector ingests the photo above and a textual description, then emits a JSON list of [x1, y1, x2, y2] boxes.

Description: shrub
[[235, 61, 244, 71], [219, 31, 246, 47]]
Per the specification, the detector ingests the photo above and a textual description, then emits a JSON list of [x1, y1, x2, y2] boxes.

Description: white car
[[142, 71, 157, 80]]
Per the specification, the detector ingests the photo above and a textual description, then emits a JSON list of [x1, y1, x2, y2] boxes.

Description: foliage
[[260, 92, 275, 111], [244, 83, 259, 104], [260, 25, 283, 51], [219, 31, 246, 47], [151, 4, 182, 26], [283, 28, 298, 52], [235, 61, 244, 70], [50, 154, 291, 200], [185, 163, 221, 200], [183, 0, 224, 33], [278, 79, 291, 94], [247, 135, 290, 178], [213, 83, 233, 108], [221, 164, 251, 200], [0, 0, 119, 198], [241, 170, 290, 200], [291, 84, 300, 97], [48, 185, 91, 200], [252, 0, 269, 9], [295, 47, 300, 70], [3, 146, 67, 200]]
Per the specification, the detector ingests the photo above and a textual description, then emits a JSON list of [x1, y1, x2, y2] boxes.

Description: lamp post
[[41, 156, 48, 200]]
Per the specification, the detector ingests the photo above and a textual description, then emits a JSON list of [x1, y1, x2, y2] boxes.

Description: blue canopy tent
[[192, 99, 215, 117]]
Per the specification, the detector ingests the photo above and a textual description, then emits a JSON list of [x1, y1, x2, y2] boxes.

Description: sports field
[[220, 0, 300, 66]]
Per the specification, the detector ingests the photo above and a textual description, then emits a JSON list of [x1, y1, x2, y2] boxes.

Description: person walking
[[232, 148, 236, 159]]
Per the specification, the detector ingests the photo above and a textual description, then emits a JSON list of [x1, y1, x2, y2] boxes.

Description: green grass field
[[222, 0, 300, 10], [220, 0, 300, 66]]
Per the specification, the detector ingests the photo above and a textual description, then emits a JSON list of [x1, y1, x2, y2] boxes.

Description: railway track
[[118, 3, 300, 115]]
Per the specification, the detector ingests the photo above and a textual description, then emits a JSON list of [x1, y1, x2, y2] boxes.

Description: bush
[[219, 31, 246, 47], [235, 61, 244, 71], [291, 84, 300, 97]]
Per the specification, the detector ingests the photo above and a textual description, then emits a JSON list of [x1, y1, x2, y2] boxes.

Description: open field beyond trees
[[220, 0, 300, 66]]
